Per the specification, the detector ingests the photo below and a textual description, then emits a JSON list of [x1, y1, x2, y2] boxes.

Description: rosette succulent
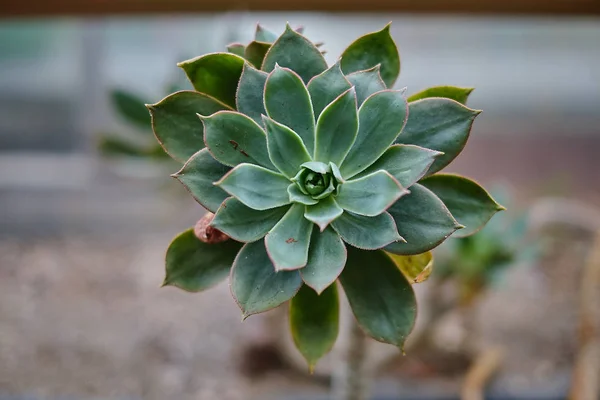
[[148, 23, 504, 369]]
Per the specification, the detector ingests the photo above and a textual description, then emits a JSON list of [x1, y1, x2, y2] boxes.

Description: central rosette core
[[292, 162, 342, 200]]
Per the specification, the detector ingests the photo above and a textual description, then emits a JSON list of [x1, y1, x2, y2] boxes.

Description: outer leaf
[[331, 211, 402, 250], [263, 116, 312, 178], [357, 144, 442, 188], [255, 24, 278, 43], [420, 174, 505, 237], [341, 90, 408, 178], [178, 52, 245, 108], [264, 66, 316, 154], [262, 24, 328, 83], [408, 86, 474, 105], [231, 241, 302, 318], [172, 148, 231, 213], [336, 171, 407, 217], [346, 65, 386, 106], [340, 24, 400, 87], [290, 284, 339, 369], [148, 91, 231, 162], [307, 61, 352, 119], [314, 88, 359, 166], [339, 247, 417, 348], [216, 163, 291, 210], [164, 229, 242, 292], [288, 184, 318, 206], [386, 183, 462, 255], [301, 227, 347, 294], [245, 41, 271, 69], [265, 204, 313, 270], [388, 251, 434, 284], [396, 98, 481, 175], [227, 43, 246, 58], [111, 89, 151, 130], [304, 196, 344, 231], [236, 64, 267, 124], [211, 197, 288, 242], [202, 111, 274, 169]]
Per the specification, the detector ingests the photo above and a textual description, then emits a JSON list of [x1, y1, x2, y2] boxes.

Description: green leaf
[[419, 174, 505, 238], [307, 61, 352, 119], [288, 184, 318, 206], [227, 43, 246, 58], [265, 204, 313, 270], [255, 24, 278, 43], [172, 148, 231, 213], [336, 171, 407, 217], [263, 116, 312, 178], [357, 144, 442, 188], [301, 227, 347, 294], [245, 41, 271, 69], [110, 89, 151, 130], [236, 63, 268, 124], [262, 24, 328, 83], [178, 52, 245, 108], [98, 135, 152, 158], [331, 211, 402, 250], [211, 197, 288, 242], [201, 111, 274, 169], [314, 88, 359, 166], [396, 98, 481, 175], [231, 241, 302, 318], [164, 229, 242, 292], [216, 163, 291, 210], [148, 91, 231, 163], [341, 90, 408, 179], [386, 183, 462, 255], [290, 284, 339, 369], [304, 196, 344, 231], [339, 247, 417, 348], [264, 66, 316, 154], [340, 24, 400, 88], [408, 86, 474, 105], [301, 161, 330, 174], [387, 251, 434, 284], [346, 65, 386, 105]]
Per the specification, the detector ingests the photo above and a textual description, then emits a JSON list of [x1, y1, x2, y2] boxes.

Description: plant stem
[[333, 318, 369, 400]]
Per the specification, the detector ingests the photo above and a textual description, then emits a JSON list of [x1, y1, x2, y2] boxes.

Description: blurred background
[[0, 1, 599, 399]]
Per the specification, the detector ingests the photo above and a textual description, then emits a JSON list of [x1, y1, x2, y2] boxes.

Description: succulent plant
[[149, 23, 504, 369]]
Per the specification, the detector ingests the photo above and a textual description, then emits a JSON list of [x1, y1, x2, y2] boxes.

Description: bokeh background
[[1, 2, 599, 399]]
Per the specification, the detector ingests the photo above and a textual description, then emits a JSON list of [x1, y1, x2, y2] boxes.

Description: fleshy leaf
[[288, 184, 318, 206], [236, 64, 268, 124], [314, 88, 359, 166], [386, 183, 462, 255], [172, 148, 231, 213], [245, 41, 271, 69], [265, 204, 313, 270], [255, 24, 278, 43], [211, 197, 288, 242], [301, 227, 347, 294], [336, 171, 407, 217], [262, 24, 328, 83], [111, 89, 151, 130], [331, 211, 402, 250], [149, 91, 231, 162], [216, 163, 291, 210], [341, 90, 408, 178], [304, 196, 344, 231], [227, 43, 246, 58], [408, 86, 474, 105], [164, 229, 242, 292], [307, 61, 352, 119], [264, 66, 316, 154], [301, 161, 330, 174], [202, 111, 274, 169], [396, 98, 481, 175], [420, 174, 505, 238], [340, 24, 400, 88], [263, 116, 312, 178], [231, 241, 302, 318], [339, 247, 417, 348], [346, 65, 386, 105], [357, 144, 442, 188], [178, 52, 245, 108], [388, 251, 434, 284], [290, 284, 339, 369]]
